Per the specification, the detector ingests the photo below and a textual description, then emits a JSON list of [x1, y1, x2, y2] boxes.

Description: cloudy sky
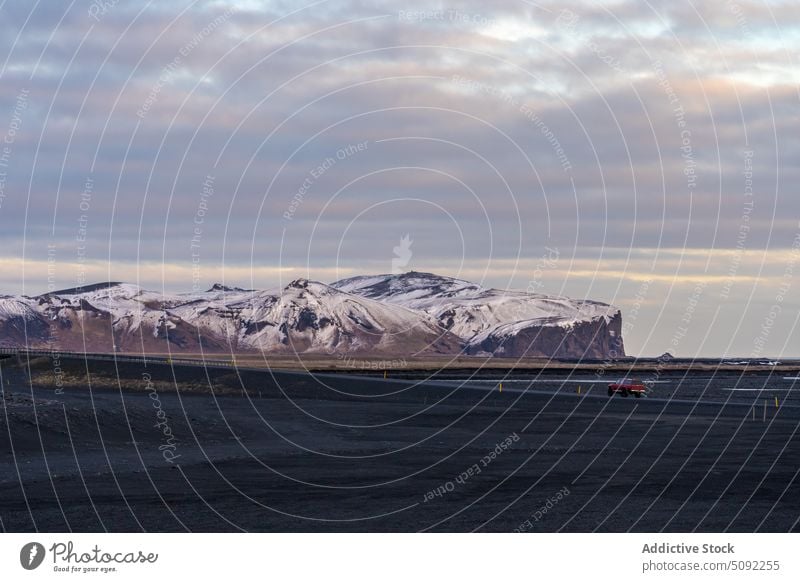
[[0, 0, 798, 357]]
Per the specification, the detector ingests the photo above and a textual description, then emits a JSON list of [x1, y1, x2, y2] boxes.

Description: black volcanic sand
[[0, 356, 798, 532]]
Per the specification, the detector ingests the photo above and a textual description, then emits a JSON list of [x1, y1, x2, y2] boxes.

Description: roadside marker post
[[775, 396, 779, 408], [499, 382, 503, 393], [763, 399, 767, 422]]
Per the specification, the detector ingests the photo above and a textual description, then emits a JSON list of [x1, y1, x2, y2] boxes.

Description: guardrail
[[0, 348, 240, 369]]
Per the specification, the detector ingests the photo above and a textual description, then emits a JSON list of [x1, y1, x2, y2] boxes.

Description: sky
[[0, 0, 798, 357]]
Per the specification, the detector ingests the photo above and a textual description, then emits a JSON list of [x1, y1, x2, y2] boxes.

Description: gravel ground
[[0, 358, 798, 532]]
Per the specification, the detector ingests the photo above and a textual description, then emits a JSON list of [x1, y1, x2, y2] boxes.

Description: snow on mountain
[[225, 279, 460, 354], [0, 296, 40, 320], [39, 283, 180, 336], [0, 273, 624, 358], [332, 271, 625, 358], [467, 314, 624, 359], [0, 279, 461, 356], [0, 296, 50, 346], [333, 272, 483, 304]]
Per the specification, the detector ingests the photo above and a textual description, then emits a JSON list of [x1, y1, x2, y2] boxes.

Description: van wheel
[[634, 392, 641, 398], [621, 389, 629, 397]]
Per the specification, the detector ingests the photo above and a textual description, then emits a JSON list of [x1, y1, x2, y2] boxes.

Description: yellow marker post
[[578, 385, 582, 395], [499, 382, 503, 393], [775, 396, 779, 408], [384, 370, 387, 379]]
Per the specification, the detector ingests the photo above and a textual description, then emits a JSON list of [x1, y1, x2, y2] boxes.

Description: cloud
[[0, 0, 797, 356]]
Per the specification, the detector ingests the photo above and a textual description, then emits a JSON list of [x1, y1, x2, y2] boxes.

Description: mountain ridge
[[0, 272, 624, 358]]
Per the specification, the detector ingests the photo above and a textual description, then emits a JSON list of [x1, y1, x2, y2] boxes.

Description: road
[[0, 358, 798, 532]]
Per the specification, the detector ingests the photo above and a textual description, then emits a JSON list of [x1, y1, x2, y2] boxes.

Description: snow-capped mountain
[[0, 296, 50, 345], [332, 272, 625, 358], [0, 272, 624, 358], [0, 278, 461, 356], [172, 278, 461, 354]]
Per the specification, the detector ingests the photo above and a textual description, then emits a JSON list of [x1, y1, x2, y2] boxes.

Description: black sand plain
[[1, 356, 798, 532]]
